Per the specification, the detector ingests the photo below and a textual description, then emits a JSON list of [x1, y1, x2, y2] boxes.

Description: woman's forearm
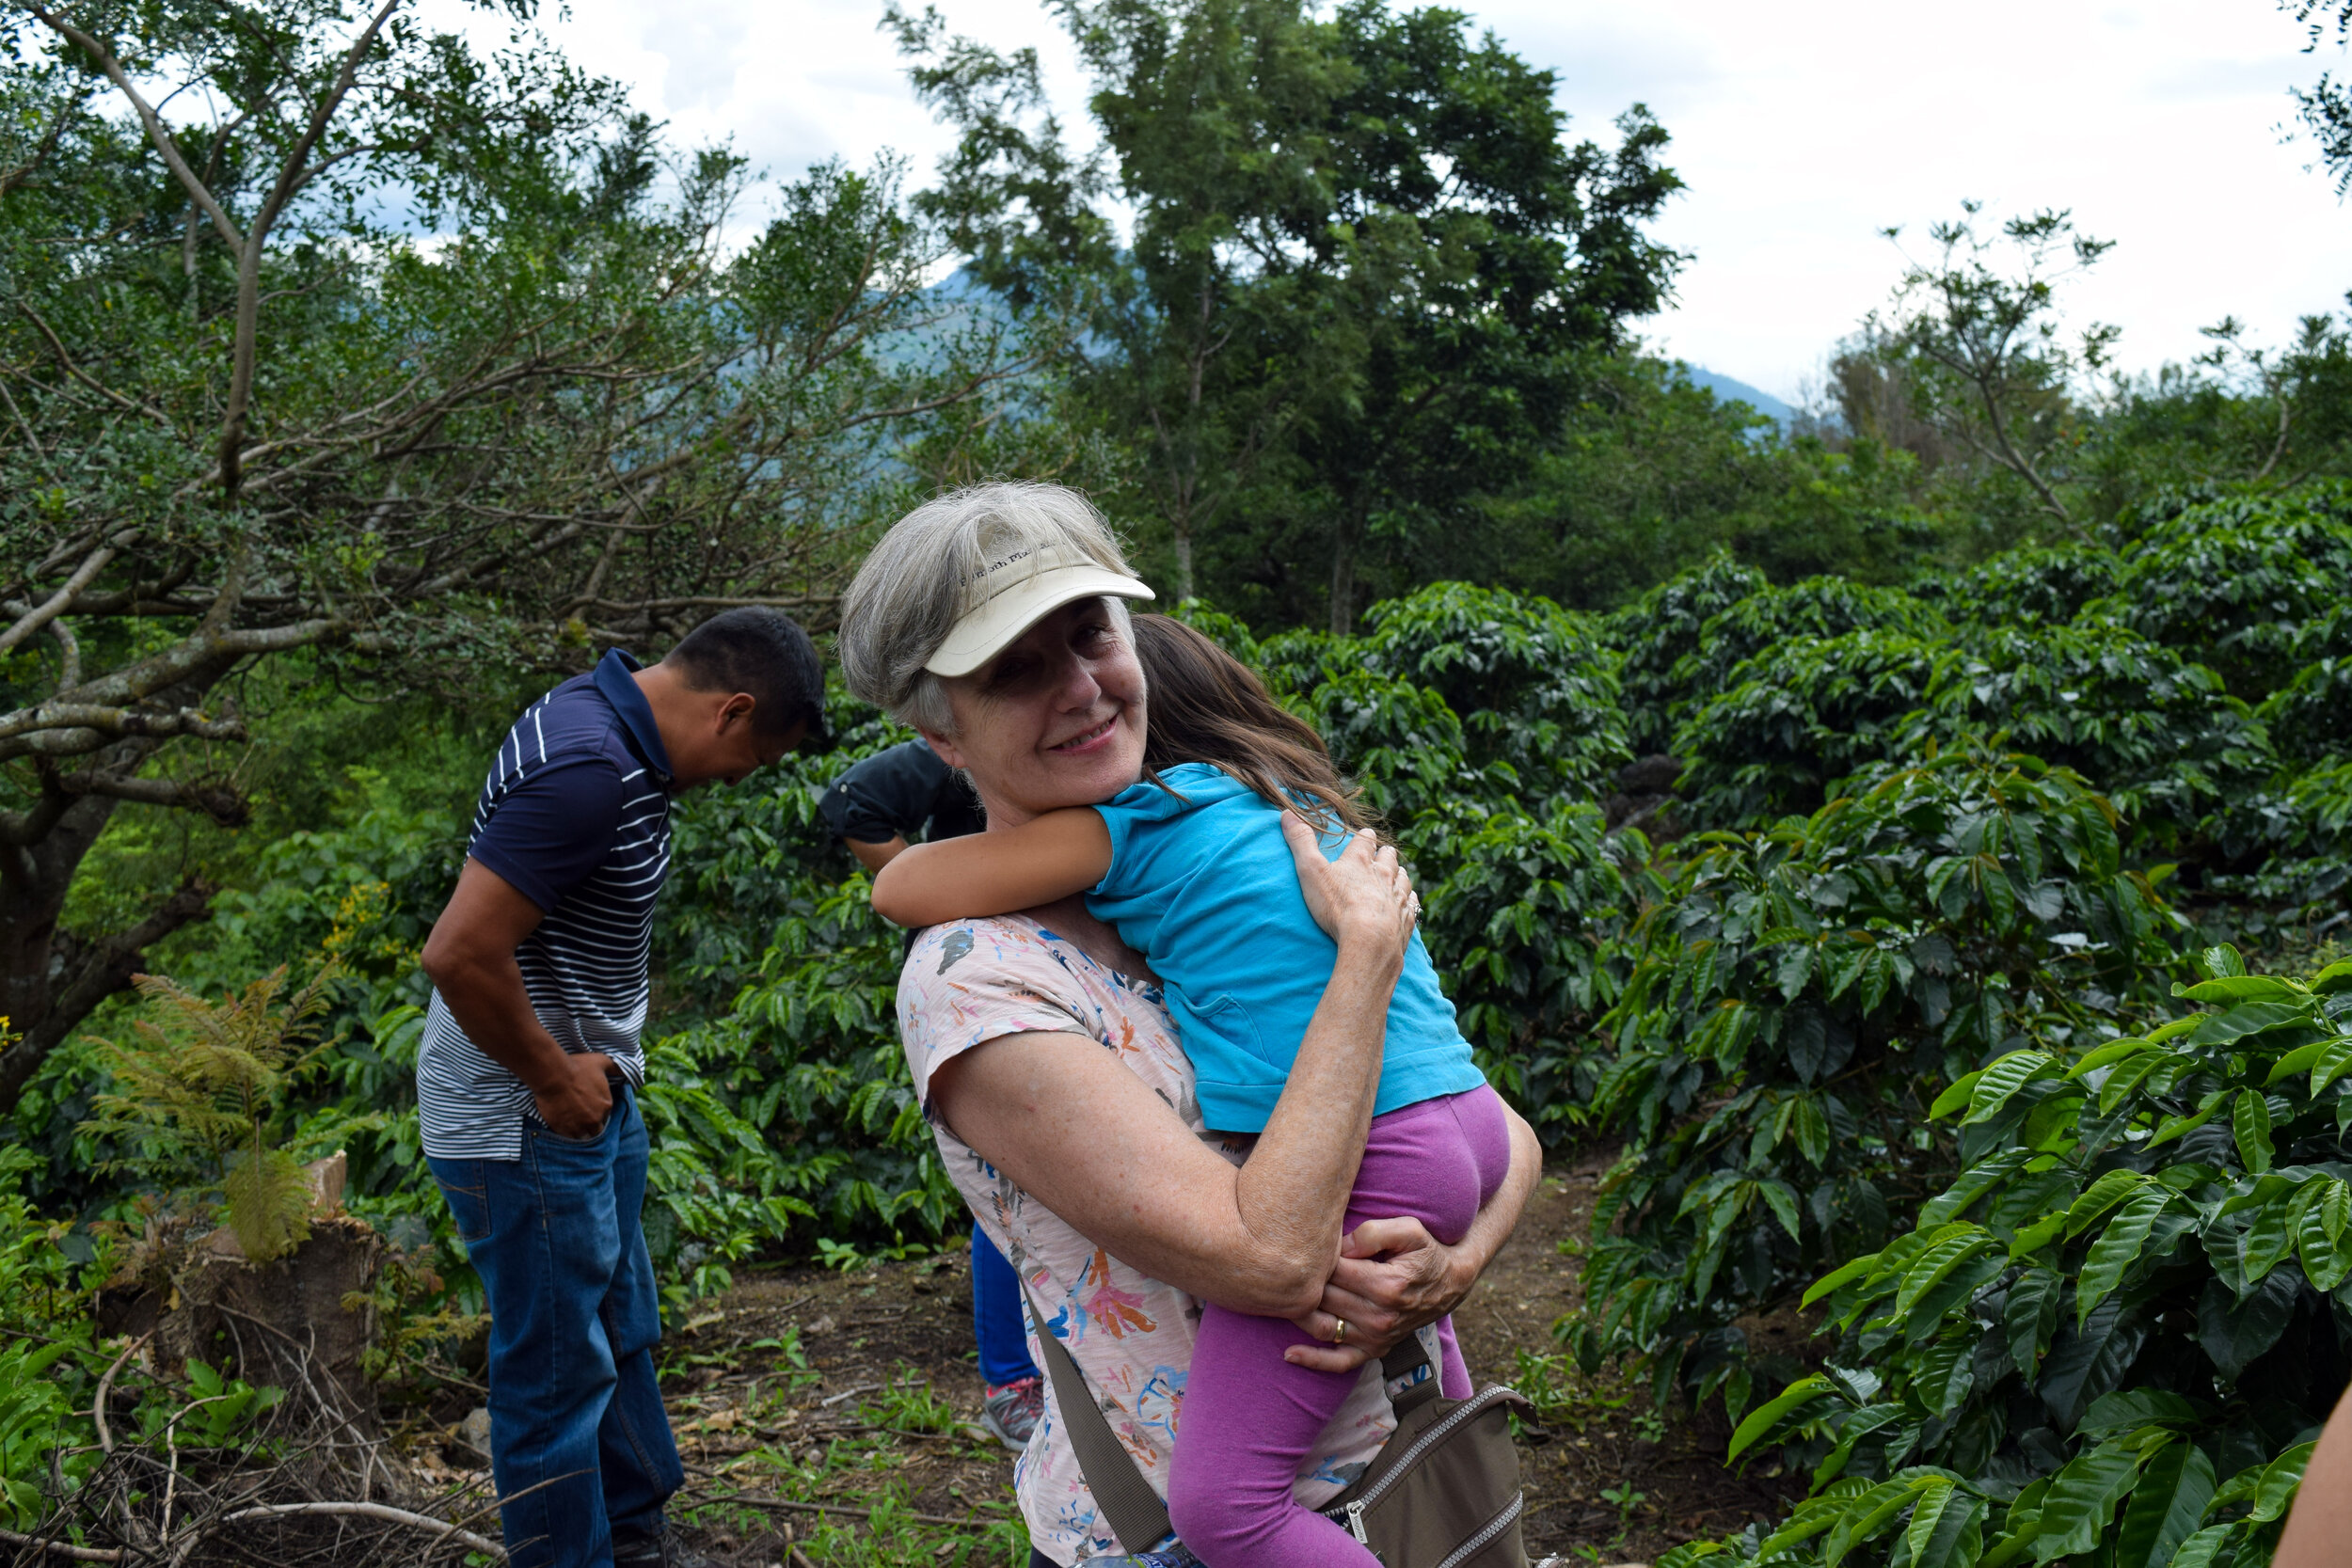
[[1281, 1101, 1542, 1371], [1226, 930, 1406, 1307]]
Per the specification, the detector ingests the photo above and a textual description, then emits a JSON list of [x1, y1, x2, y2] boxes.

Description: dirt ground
[[552, 1148, 1805, 1565]]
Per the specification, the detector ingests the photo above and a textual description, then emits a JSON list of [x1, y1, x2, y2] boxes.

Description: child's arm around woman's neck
[[869, 807, 1116, 928]]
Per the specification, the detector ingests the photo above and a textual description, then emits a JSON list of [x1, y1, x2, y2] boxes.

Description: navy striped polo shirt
[[416, 650, 675, 1160]]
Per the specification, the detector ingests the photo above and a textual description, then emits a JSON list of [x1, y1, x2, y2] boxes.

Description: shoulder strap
[[1382, 1328, 1442, 1418], [1021, 1286, 1174, 1554]]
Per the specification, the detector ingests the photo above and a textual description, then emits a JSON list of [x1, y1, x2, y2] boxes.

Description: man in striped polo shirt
[[419, 609, 822, 1568]]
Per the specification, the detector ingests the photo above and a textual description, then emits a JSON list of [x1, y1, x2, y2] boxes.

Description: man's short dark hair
[[664, 608, 825, 738]]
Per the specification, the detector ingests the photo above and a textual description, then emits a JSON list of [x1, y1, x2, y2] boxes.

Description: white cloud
[[436, 0, 2347, 402]]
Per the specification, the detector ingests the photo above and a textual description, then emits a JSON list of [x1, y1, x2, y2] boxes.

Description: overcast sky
[[453, 0, 2349, 404]]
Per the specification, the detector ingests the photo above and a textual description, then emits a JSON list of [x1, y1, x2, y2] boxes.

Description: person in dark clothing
[[819, 736, 986, 871], [818, 738, 1044, 1449]]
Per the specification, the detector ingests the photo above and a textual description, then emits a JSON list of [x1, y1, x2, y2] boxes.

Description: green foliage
[[1677, 578, 1947, 715], [0, 1148, 105, 1528], [657, 681, 908, 1019], [1357, 581, 1630, 804], [1419, 802, 1635, 1135], [1925, 623, 2273, 846], [1922, 545, 2120, 628], [1572, 748, 2184, 1418], [1674, 617, 2273, 842], [2099, 486, 2352, 701], [2253, 605, 2352, 768], [1675, 630, 1947, 826], [1686, 947, 2352, 1568], [82, 966, 343, 1262], [1604, 552, 1768, 756]]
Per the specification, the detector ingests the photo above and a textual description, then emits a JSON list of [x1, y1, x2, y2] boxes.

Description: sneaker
[[979, 1374, 1044, 1450], [611, 1525, 721, 1568]]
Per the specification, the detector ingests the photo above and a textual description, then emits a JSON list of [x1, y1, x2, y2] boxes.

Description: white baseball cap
[[923, 543, 1155, 677]]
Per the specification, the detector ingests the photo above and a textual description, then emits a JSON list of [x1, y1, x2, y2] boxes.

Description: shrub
[[1675, 621, 2274, 845], [1419, 801, 1639, 1140], [2254, 604, 2352, 769], [1358, 582, 1630, 804], [1573, 748, 2185, 1418], [1674, 630, 1947, 827], [2098, 484, 2352, 702], [1604, 553, 1769, 756], [1691, 946, 2352, 1568], [1299, 667, 1494, 843], [1925, 546, 2122, 630], [1672, 578, 1947, 718], [1926, 622, 2276, 847], [660, 876, 960, 1279], [658, 677, 907, 1019]]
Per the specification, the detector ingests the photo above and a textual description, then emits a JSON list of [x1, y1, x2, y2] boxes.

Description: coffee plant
[[1679, 947, 2352, 1568], [1572, 747, 2185, 1417]]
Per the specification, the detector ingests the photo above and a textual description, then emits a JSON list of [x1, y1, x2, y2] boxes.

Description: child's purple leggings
[[1164, 1085, 1512, 1568]]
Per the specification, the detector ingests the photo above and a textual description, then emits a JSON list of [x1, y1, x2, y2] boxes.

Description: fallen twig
[[817, 1384, 881, 1408], [0, 1527, 123, 1562], [200, 1500, 508, 1560], [89, 1335, 148, 1457]]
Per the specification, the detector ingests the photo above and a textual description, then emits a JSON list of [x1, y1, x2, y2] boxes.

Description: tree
[[0, 0, 1025, 1110], [895, 0, 1684, 630], [1868, 205, 2117, 529], [2286, 0, 2352, 195], [1286, 3, 1682, 631]]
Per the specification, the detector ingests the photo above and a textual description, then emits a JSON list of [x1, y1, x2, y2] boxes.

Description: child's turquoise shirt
[[1086, 761, 1486, 1134]]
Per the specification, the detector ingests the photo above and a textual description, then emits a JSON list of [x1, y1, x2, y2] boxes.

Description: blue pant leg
[[435, 1114, 627, 1568], [596, 1092, 682, 1537], [970, 1222, 1040, 1386]]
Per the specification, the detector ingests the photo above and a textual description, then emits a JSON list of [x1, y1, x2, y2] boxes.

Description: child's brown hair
[[1130, 613, 1375, 834]]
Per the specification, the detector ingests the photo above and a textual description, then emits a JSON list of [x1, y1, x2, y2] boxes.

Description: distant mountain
[[1677, 365, 1795, 428]]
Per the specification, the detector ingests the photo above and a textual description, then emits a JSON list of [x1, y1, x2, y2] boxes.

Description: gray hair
[[839, 483, 1139, 734]]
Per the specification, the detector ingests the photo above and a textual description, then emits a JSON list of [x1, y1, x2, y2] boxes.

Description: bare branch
[[51, 769, 248, 825], [217, 0, 407, 497], [0, 535, 129, 657], [0, 1528, 120, 1562], [48, 616, 81, 692], [202, 1502, 506, 1561], [0, 701, 246, 748]]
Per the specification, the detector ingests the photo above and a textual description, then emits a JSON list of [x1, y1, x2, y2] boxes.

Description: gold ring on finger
[[1333, 1318, 1349, 1346]]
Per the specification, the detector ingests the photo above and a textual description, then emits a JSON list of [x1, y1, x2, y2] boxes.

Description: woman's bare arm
[[927, 819, 1415, 1318], [871, 806, 1112, 927]]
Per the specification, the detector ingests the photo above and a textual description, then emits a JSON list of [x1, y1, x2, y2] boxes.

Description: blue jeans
[[972, 1223, 1041, 1386], [429, 1089, 680, 1568]]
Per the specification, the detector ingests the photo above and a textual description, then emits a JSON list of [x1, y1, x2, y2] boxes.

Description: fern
[[82, 963, 342, 1262]]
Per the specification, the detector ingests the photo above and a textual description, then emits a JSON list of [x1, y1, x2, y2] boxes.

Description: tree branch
[[0, 876, 216, 1116], [52, 769, 248, 826], [20, 7, 245, 250], [14, 302, 170, 423], [0, 535, 130, 657], [0, 701, 246, 748]]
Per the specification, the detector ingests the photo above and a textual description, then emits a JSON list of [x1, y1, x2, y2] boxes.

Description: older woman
[[837, 483, 1541, 1566]]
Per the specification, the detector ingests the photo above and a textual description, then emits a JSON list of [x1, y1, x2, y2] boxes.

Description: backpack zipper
[[1342, 1385, 1524, 1519], [1432, 1491, 1525, 1568]]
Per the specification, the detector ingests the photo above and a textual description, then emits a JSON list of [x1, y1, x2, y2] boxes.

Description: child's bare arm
[[869, 808, 1115, 927]]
